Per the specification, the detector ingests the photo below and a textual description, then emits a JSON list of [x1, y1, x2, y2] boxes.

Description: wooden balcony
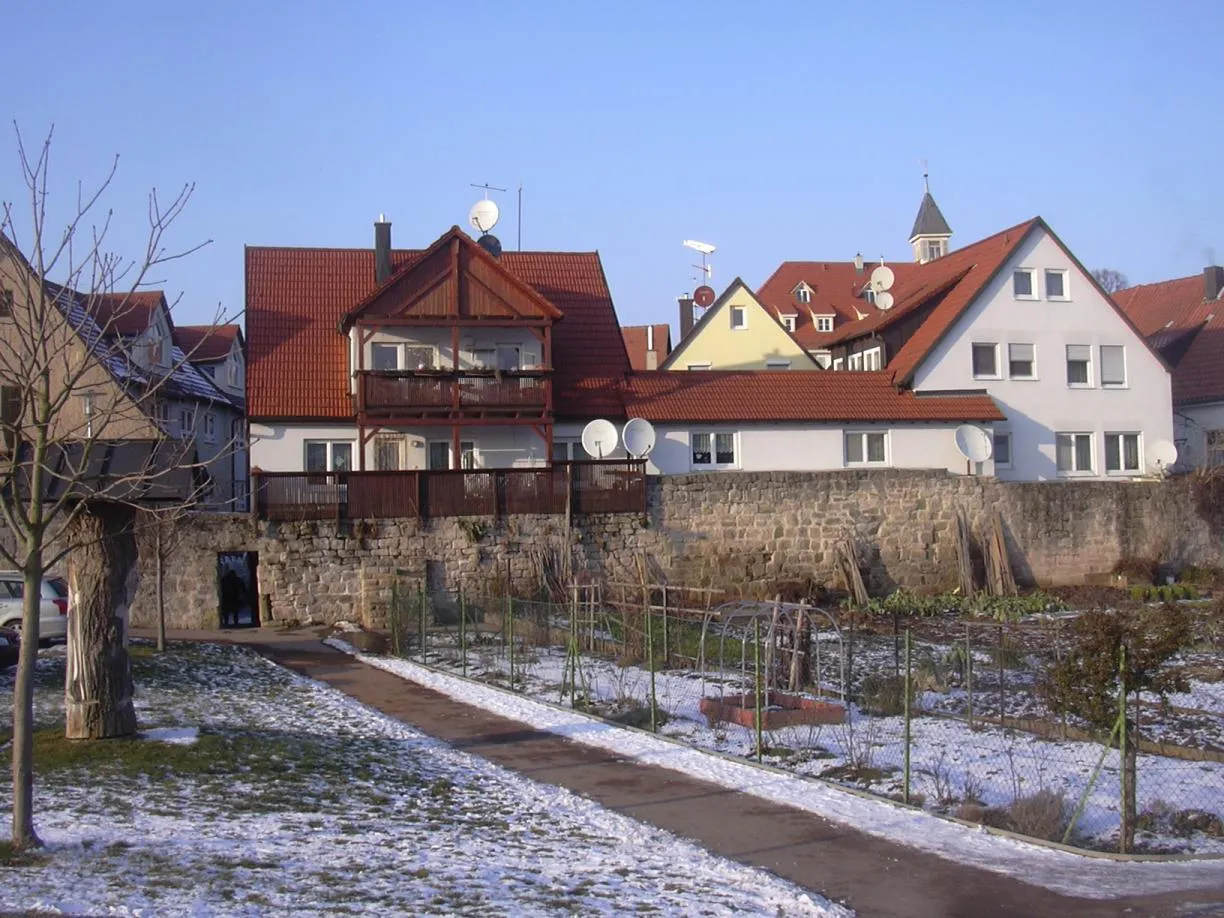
[[357, 371, 551, 418]]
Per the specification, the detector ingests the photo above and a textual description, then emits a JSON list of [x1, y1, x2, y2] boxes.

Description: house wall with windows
[[911, 228, 1173, 481], [639, 422, 991, 475], [664, 281, 814, 371]]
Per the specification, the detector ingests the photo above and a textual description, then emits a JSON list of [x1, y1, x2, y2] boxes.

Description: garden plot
[[0, 642, 843, 917], [413, 625, 1224, 854]]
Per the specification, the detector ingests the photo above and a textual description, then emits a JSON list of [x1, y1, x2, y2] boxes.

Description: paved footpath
[[147, 627, 1224, 918]]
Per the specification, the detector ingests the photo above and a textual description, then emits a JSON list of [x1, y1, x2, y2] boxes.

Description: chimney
[[645, 325, 658, 370], [677, 295, 695, 341], [854, 253, 864, 274], [1205, 265, 1224, 302], [374, 215, 392, 285]]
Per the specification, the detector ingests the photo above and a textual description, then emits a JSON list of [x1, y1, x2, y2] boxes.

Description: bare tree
[[0, 125, 236, 849], [1091, 268, 1130, 294]]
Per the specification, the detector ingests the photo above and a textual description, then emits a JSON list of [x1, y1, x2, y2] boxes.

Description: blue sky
[[3, 1, 1222, 330]]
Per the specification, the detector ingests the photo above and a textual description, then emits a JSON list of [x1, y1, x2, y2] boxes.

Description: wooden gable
[[343, 228, 563, 328]]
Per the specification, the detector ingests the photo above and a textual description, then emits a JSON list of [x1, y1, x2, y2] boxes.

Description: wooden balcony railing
[[253, 461, 646, 522], [358, 371, 550, 415]]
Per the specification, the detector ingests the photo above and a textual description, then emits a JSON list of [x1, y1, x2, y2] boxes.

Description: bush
[[857, 674, 914, 717], [1007, 789, 1068, 841], [1112, 557, 1159, 586], [1177, 565, 1224, 588]]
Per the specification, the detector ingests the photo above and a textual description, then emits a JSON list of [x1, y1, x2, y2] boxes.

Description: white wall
[[911, 226, 1173, 481], [1175, 402, 1224, 469], [249, 423, 545, 471]]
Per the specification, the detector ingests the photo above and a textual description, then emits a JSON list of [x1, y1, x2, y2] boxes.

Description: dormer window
[[923, 239, 945, 262], [781, 315, 797, 333], [862, 288, 876, 305], [793, 283, 812, 305], [815, 315, 834, 333]]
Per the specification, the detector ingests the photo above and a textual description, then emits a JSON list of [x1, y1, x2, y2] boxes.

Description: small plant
[[1112, 557, 1159, 586], [1130, 584, 1197, 603], [457, 517, 490, 544], [1006, 789, 1068, 841], [856, 674, 913, 717], [920, 749, 957, 806], [1177, 565, 1224, 588]]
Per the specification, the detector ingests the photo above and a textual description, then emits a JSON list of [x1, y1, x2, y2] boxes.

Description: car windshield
[[49, 578, 68, 598]]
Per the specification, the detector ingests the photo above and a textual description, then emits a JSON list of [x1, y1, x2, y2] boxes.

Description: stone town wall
[[125, 470, 1222, 630]]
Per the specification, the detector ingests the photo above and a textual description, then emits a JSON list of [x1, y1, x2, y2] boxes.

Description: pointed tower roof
[[909, 180, 952, 241]]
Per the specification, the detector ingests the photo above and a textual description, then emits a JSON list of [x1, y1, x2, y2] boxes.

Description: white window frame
[[1066, 344, 1093, 388], [686, 362, 712, 371], [1007, 342, 1036, 380], [862, 347, 882, 371], [1104, 432, 1142, 475], [1099, 345, 1127, 388], [794, 284, 811, 305], [1055, 432, 1094, 475], [765, 358, 791, 370], [923, 239, 945, 261], [203, 412, 216, 444], [847, 352, 864, 371], [832, 357, 844, 371], [1013, 268, 1037, 300], [373, 435, 406, 471], [1044, 269, 1070, 301], [781, 315, 797, 333], [1206, 430, 1224, 468], [845, 431, 889, 466], [691, 431, 738, 469], [862, 288, 876, 305], [815, 315, 834, 333], [729, 306, 747, 330], [971, 342, 1001, 379], [304, 440, 353, 474], [178, 407, 195, 440], [992, 431, 1013, 469], [552, 439, 591, 462]]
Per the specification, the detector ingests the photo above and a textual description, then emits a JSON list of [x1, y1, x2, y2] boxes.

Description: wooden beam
[[352, 317, 552, 328], [450, 238, 460, 317], [451, 424, 461, 470]]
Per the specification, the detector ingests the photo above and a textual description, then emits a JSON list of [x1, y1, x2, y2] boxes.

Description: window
[[811, 351, 832, 369], [971, 342, 999, 378], [832, 357, 844, 371], [1013, 269, 1036, 299], [1045, 269, 1068, 300], [154, 401, 171, 424], [846, 431, 887, 465], [471, 347, 496, 370], [407, 346, 436, 370], [145, 337, 163, 366], [305, 441, 352, 474], [1105, 433, 1141, 473], [765, 359, 791, 370], [993, 432, 1012, 469], [781, 315, 797, 332], [691, 432, 736, 467], [178, 407, 195, 439], [460, 441, 477, 470], [1100, 345, 1126, 387], [848, 352, 864, 370], [862, 347, 882, 371], [1207, 430, 1224, 467], [0, 288, 12, 318], [923, 239, 945, 262], [203, 412, 216, 443], [1008, 343, 1035, 379], [1066, 345, 1092, 386], [816, 315, 834, 333], [686, 362, 712, 371], [80, 392, 96, 439], [862, 288, 876, 305], [794, 285, 811, 305], [552, 440, 591, 462], [729, 306, 746, 330], [374, 436, 404, 471], [1055, 433, 1093, 473], [226, 360, 239, 387], [371, 343, 399, 371]]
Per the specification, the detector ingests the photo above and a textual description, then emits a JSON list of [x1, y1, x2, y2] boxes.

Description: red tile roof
[[90, 291, 166, 336], [245, 233, 630, 419], [1115, 276, 1224, 405], [174, 324, 243, 361], [757, 261, 922, 349], [625, 371, 1003, 423], [622, 324, 672, 370]]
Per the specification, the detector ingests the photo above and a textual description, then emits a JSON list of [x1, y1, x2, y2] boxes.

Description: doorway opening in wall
[[217, 552, 259, 629]]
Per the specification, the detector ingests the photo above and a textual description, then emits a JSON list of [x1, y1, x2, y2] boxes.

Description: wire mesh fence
[[382, 581, 1224, 855]]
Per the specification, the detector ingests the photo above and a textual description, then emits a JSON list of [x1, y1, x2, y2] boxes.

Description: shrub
[[857, 674, 914, 717], [1112, 557, 1159, 586], [1177, 565, 1224, 588], [954, 802, 1009, 828], [1007, 789, 1068, 841]]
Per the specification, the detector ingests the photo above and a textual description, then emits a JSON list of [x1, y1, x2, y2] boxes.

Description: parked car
[[0, 626, 19, 668], [0, 572, 69, 645]]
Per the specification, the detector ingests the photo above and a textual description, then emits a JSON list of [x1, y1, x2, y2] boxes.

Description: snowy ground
[[332, 639, 1224, 900], [407, 630, 1224, 854], [0, 643, 845, 917]]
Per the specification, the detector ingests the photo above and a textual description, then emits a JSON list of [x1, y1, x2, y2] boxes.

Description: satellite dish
[[622, 418, 657, 459], [477, 233, 502, 258], [469, 199, 500, 233], [581, 419, 619, 460], [870, 265, 895, 292], [875, 291, 894, 311], [954, 425, 993, 463], [1148, 440, 1178, 473], [694, 285, 716, 308]]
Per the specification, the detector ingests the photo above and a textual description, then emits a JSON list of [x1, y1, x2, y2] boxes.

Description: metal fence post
[[507, 590, 515, 688], [997, 624, 1005, 724], [754, 617, 763, 763], [419, 582, 427, 663], [965, 624, 974, 730], [646, 605, 657, 732], [459, 588, 467, 677], [904, 627, 912, 805], [1119, 643, 1132, 854]]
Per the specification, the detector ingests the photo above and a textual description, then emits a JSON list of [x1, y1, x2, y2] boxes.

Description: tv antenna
[[470, 182, 506, 199], [683, 239, 716, 283]]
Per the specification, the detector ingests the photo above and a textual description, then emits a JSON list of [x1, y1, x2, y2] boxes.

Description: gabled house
[[663, 278, 818, 371], [246, 221, 632, 473], [621, 324, 671, 370], [1114, 266, 1224, 468], [175, 324, 245, 402]]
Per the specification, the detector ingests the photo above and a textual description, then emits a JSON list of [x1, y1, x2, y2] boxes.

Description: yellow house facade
[[662, 278, 816, 371]]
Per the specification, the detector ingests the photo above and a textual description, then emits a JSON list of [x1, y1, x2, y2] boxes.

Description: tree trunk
[[65, 503, 139, 740], [10, 560, 45, 849], [155, 526, 166, 653]]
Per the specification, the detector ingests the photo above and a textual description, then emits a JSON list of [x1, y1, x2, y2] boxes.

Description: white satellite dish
[[469, 199, 500, 234], [622, 418, 657, 458], [870, 265, 895, 292], [1148, 440, 1178, 473], [581, 419, 619, 460], [875, 291, 894, 311], [954, 425, 993, 463]]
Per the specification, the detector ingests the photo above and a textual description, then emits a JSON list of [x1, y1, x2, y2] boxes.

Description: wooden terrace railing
[[358, 371, 550, 414], [253, 460, 646, 522]]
